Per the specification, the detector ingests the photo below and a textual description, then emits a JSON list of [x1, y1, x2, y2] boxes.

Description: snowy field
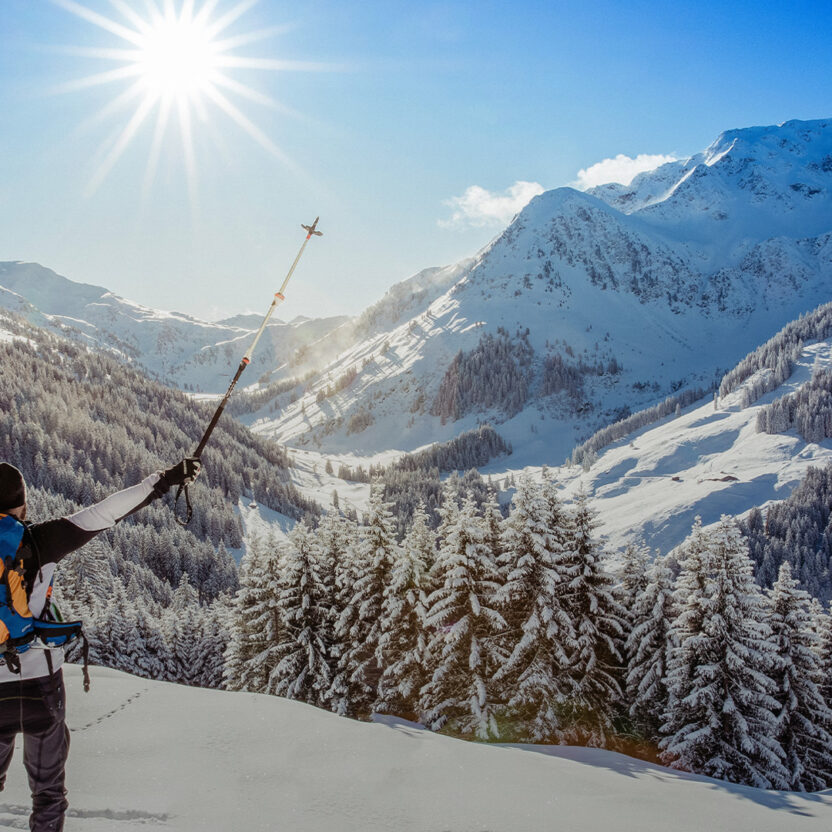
[[0, 666, 829, 832]]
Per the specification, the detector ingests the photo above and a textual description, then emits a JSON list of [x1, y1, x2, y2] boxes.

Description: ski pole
[[174, 217, 323, 525]]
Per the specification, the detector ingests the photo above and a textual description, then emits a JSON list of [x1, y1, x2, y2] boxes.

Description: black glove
[[162, 457, 202, 487]]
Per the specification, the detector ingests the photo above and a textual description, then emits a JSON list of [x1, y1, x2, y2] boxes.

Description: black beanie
[[0, 463, 26, 513]]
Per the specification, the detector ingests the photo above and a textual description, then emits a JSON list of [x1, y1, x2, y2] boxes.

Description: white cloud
[[440, 180, 545, 229], [575, 153, 678, 189]]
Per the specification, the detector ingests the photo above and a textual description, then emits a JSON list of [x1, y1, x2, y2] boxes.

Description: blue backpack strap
[[0, 514, 24, 555]]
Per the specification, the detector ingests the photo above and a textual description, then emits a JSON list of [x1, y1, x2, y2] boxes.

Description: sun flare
[[51, 0, 329, 196], [136, 15, 218, 99]]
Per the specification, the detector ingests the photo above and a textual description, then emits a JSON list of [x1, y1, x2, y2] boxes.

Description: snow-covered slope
[[547, 334, 832, 555], [249, 119, 832, 462], [238, 330, 832, 561], [0, 262, 347, 391], [0, 665, 827, 832]]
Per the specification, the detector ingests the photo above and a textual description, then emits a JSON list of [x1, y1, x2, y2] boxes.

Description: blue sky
[[1, 0, 830, 321]]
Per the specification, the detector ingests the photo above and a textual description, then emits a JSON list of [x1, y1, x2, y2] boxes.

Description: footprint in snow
[[0, 803, 169, 826], [71, 688, 149, 732]]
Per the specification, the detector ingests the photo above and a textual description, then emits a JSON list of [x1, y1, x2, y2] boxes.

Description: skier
[[0, 458, 200, 832]]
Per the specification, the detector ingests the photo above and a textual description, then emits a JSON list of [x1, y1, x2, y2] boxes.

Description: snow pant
[[0, 669, 70, 832]]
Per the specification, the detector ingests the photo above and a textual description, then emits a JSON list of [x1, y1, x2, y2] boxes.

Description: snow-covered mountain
[[255, 321, 832, 562], [0, 665, 825, 832], [247, 118, 832, 463], [0, 261, 347, 391]]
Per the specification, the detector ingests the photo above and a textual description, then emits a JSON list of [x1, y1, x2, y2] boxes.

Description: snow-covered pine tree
[[768, 562, 832, 790], [558, 491, 625, 746], [406, 501, 438, 577], [616, 541, 652, 720], [192, 596, 231, 689], [314, 508, 350, 695], [374, 510, 430, 718], [132, 596, 169, 681], [429, 483, 459, 581], [661, 517, 788, 789], [617, 543, 651, 624], [98, 582, 146, 675], [163, 574, 204, 685], [326, 512, 362, 716], [269, 521, 332, 706], [54, 536, 116, 615], [329, 485, 399, 717], [625, 555, 675, 742], [421, 494, 506, 739], [812, 602, 832, 712], [223, 535, 280, 693], [540, 470, 573, 560], [482, 491, 504, 567], [492, 474, 574, 742]]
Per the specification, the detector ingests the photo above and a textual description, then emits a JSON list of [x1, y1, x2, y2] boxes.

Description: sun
[[50, 0, 329, 196], [136, 14, 219, 99]]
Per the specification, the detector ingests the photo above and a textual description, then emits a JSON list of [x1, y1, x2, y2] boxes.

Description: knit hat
[[0, 463, 26, 513]]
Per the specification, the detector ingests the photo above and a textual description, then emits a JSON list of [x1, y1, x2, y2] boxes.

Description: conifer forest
[[3, 293, 832, 797]]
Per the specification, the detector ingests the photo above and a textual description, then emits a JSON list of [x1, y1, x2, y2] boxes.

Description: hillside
[[260, 303, 832, 573], [0, 261, 347, 392], [245, 119, 832, 463], [0, 309, 318, 598], [0, 665, 827, 832], [554, 330, 832, 556]]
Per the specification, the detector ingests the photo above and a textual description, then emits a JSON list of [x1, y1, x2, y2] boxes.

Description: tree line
[[740, 463, 832, 603], [756, 368, 832, 443], [719, 300, 832, 405], [223, 475, 832, 792]]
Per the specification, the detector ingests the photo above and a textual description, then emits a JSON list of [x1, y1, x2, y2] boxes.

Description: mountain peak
[[255, 117, 832, 458]]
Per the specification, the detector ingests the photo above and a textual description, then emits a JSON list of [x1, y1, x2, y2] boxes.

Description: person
[[0, 458, 200, 832]]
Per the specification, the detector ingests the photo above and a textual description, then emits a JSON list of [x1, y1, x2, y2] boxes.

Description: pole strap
[[174, 482, 194, 527]]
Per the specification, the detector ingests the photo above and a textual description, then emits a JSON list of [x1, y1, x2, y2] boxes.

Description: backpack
[[0, 512, 89, 689]]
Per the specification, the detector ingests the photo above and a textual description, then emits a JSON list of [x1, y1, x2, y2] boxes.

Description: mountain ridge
[[0, 261, 349, 392], [248, 118, 832, 461]]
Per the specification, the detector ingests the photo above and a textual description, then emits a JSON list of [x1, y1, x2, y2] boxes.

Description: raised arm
[[25, 459, 200, 565]]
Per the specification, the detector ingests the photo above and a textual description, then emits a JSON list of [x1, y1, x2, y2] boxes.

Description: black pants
[[0, 670, 70, 832]]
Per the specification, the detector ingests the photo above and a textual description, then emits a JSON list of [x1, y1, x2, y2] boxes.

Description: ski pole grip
[[174, 482, 194, 526]]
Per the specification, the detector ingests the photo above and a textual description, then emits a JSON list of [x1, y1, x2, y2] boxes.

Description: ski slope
[[0, 665, 828, 832]]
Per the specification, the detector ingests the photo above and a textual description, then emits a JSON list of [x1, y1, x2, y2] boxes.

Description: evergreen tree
[[326, 513, 362, 716], [558, 492, 625, 746], [197, 595, 233, 689], [482, 492, 504, 567], [315, 508, 350, 693], [161, 574, 203, 684], [223, 536, 280, 693], [661, 517, 788, 789], [768, 562, 832, 790], [625, 555, 675, 741], [99, 583, 145, 675], [375, 511, 430, 718], [812, 603, 832, 712], [493, 475, 574, 741], [133, 596, 169, 681], [617, 543, 651, 623], [421, 495, 506, 739], [330, 486, 398, 717], [407, 502, 438, 584], [269, 522, 332, 706]]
